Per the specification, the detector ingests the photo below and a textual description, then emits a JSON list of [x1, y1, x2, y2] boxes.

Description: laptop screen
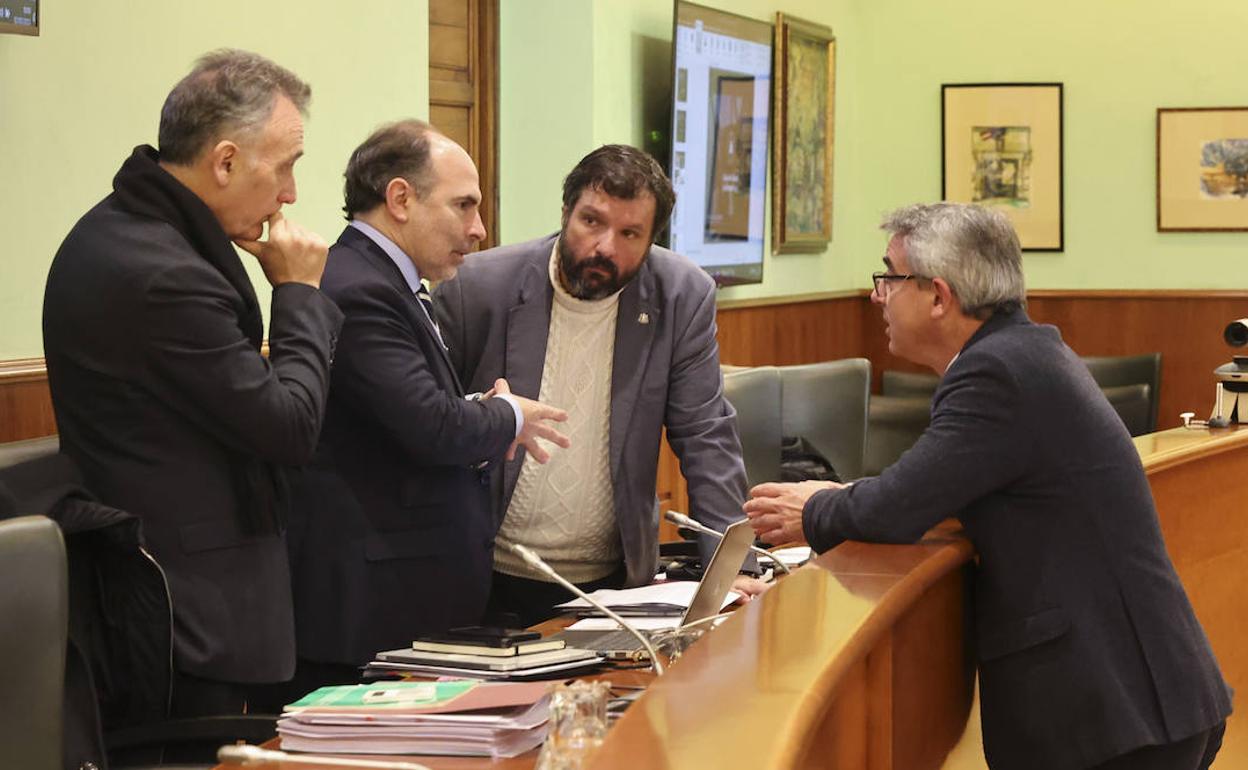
[[679, 518, 754, 626]]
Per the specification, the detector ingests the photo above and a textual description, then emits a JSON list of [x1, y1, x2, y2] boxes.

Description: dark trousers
[[484, 565, 627, 628], [112, 671, 251, 765], [1088, 720, 1226, 770], [244, 658, 363, 715]]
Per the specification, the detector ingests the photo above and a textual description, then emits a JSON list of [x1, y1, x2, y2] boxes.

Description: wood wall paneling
[[1026, 293, 1248, 430], [6, 290, 1244, 517], [429, 0, 499, 249], [862, 291, 1248, 430], [0, 359, 56, 442], [716, 293, 866, 366]]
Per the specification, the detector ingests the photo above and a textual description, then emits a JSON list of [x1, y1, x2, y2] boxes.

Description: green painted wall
[[499, 0, 1248, 306], [851, 0, 1248, 290], [4, 0, 1247, 360], [0, 0, 429, 359], [499, 0, 866, 305]]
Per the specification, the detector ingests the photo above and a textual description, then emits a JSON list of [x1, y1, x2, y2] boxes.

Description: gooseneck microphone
[[664, 510, 791, 575], [502, 542, 666, 675], [218, 744, 432, 768]]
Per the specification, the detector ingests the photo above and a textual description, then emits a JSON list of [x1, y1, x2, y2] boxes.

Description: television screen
[[0, 0, 38, 35], [668, 2, 771, 287]]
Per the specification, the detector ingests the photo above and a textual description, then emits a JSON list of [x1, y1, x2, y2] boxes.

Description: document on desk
[[565, 616, 685, 631], [555, 580, 740, 616], [278, 681, 550, 758]]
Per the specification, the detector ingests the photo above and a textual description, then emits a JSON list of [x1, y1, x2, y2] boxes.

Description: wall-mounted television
[[667, 1, 771, 287], [0, 1, 38, 35]]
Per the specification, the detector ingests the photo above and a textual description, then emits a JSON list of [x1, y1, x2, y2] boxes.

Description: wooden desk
[[1134, 426, 1248, 765], [210, 533, 973, 770], [588, 533, 974, 770], [942, 425, 1248, 769], [214, 426, 1244, 770]]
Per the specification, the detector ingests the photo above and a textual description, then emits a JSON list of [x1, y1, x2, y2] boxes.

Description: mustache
[[572, 254, 619, 279]]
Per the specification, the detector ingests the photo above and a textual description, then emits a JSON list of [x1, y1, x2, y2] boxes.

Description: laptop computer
[[549, 519, 755, 658]]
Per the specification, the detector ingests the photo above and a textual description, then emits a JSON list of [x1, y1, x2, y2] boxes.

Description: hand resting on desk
[[730, 575, 771, 600], [744, 480, 846, 546]]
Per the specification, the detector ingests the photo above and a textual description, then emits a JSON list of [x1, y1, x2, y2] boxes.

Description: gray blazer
[[436, 234, 748, 586], [803, 309, 1231, 770]]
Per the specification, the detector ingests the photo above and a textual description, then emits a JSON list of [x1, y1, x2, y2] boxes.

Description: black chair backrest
[[1082, 353, 1161, 434], [779, 359, 871, 481], [863, 395, 933, 477], [0, 515, 68, 770]]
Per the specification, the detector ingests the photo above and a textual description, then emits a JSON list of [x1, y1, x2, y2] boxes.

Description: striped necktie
[[415, 282, 446, 348]]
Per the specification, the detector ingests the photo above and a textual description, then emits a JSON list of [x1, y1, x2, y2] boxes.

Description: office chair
[[863, 395, 933, 477], [0, 441, 277, 770], [779, 359, 871, 481], [0, 515, 69, 770], [722, 367, 783, 486], [0, 434, 61, 467], [880, 369, 939, 398], [1082, 352, 1162, 435]]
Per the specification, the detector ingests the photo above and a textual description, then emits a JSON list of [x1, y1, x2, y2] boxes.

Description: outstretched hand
[[493, 378, 571, 463]]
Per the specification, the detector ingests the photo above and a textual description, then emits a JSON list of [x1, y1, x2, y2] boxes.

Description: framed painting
[[942, 83, 1064, 251], [772, 13, 835, 254], [1157, 107, 1248, 231]]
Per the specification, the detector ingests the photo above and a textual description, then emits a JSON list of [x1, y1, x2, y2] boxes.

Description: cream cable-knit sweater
[[492, 242, 624, 583]]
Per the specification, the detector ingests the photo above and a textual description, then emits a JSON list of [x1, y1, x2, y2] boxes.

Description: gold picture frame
[[942, 83, 1064, 251], [1157, 107, 1248, 232], [772, 13, 835, 254]]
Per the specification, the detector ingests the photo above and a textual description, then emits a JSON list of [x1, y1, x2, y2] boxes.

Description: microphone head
[[507, 543, 556, 575], [217, 744, 267, 765], [664, 510, 696, 527]]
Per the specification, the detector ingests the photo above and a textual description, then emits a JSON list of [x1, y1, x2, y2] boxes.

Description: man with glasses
[[746, 203, 1230, 770]]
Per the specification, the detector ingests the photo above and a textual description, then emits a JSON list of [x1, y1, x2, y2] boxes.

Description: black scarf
[[111, 145, 288, 535]]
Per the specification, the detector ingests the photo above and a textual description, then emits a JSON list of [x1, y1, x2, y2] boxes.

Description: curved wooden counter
[[589, 532, 975, 770], [594, 426, 1247, 770], [209, 426, 1242, 770], [1135, 425, 1248, 764]]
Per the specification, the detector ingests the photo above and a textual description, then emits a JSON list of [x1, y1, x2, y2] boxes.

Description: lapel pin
[[638, 312, 650, 325]]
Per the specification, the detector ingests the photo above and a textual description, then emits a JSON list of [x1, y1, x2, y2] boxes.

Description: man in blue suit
[[284, 121, 570, 691], [746, 203, 1230, 770]]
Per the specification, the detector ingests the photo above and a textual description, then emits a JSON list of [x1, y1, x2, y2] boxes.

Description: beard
[[557, 236, 642, 300]]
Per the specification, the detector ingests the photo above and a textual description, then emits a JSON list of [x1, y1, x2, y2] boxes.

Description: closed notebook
[[375, 646, 599, 672], [411, 638, 565, 657]]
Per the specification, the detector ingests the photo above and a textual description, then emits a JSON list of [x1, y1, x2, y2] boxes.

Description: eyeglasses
[[871, 271, 924, 297]]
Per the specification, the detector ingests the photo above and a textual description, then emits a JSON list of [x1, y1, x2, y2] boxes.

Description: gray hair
[[158, 49, 311, 165], [880, 203, 1025, 320]]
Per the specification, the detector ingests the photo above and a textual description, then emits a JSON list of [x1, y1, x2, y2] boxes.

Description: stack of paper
[[277, 680, 550, 758], [365, 645, 603, 681], [555, 581, 740, 616]]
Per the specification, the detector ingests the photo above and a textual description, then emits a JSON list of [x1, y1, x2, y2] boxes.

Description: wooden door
[[429, 0, 499, 248]]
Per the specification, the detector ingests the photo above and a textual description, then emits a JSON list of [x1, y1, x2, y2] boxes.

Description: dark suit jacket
[[289, 226, 517, 665], [436, 234, 748, 586], [42, 146, 343, 683], [803, 309, 1232, 770]]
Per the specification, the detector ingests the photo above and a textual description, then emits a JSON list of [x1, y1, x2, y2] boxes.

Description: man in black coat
[[745, 203, 1231, 769], [43, 50, 343, 716], [284, 120, 569, 689]]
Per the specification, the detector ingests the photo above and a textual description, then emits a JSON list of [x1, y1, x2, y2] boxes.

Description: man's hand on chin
[[235, 210, 328, 288]]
